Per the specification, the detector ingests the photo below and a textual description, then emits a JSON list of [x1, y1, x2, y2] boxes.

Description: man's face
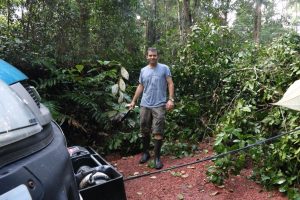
[[147, 51, 158, 66]]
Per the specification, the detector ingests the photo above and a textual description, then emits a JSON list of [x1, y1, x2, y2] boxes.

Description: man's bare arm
[[129, 84, 144, 109], [167, 76, 174, 99], [166, 76, 174, 110]]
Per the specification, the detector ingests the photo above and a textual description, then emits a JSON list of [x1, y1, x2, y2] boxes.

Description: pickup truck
[[0, 60, 126, 200]]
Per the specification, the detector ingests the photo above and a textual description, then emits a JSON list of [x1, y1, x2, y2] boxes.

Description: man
[[129, 47, 174, 169]]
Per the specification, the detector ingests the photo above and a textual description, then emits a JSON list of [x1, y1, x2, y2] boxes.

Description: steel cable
[[124, 127, 300, 181]]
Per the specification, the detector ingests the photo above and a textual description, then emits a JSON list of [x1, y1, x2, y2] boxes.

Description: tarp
[[0, 59, 28, 85], [272, 80, 300, 111]]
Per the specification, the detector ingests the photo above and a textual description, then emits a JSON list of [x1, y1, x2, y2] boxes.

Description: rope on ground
[[124, 127, 300, 181]]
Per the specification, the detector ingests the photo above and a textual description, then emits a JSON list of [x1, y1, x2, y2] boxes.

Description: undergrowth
[[207, 33, 300, 199]]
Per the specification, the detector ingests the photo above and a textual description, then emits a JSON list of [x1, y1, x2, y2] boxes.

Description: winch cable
[[124, 127, 300, 181]]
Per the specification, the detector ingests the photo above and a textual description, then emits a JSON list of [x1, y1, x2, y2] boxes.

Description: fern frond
[[43, 100, 87, 132], [63, 92, 99, 111], [42, 100, 61, 119], [37, 76, 63, 89]]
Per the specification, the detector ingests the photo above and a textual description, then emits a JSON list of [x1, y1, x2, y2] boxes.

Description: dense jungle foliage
[[206, 33, 300, 199], [1, 0, 300, 199]]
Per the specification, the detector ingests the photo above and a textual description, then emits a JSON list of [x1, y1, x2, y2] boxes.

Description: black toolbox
[[69, 146, 127, 200]]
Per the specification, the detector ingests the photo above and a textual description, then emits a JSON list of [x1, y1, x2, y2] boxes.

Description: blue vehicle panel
[[0, 59, 28, 85]]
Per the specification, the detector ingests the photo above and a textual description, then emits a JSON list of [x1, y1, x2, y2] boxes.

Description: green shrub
[[208, 33, 300, 199]]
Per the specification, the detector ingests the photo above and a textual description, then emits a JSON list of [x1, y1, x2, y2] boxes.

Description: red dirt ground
[[105, 142, 288, 200]]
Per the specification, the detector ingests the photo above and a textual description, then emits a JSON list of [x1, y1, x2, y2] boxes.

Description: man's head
[[146, 47, 158, 67]]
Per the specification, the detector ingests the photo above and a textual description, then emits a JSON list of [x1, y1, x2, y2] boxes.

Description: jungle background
[[0, 0, 300, 199]]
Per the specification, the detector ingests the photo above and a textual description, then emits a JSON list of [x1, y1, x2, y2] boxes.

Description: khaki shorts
[[140, 106, 166, 137]]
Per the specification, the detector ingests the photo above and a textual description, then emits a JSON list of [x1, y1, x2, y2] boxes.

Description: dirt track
[[106, 142, 287, 200]]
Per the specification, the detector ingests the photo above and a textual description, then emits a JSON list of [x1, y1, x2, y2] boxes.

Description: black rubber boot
[[154, 139, 163, 169], [139, 136, 150, 164]]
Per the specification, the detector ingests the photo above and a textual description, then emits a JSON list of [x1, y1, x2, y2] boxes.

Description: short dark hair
[[147, 47, 158, 54]]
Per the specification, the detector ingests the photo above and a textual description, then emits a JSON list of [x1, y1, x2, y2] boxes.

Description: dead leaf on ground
[[210, 191, 220, 196], [177, 193, 184, 200], [187, 166, 195, 169], [181, 174, 189, 178]]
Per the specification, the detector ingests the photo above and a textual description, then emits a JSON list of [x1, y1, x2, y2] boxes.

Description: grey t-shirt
[[139, 63, 171, 108]]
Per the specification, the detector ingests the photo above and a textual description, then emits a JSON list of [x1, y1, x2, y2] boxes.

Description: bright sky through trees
[[227, 0, 299, 32]]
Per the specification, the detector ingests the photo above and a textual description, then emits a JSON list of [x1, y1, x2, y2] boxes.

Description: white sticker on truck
[[0, 184, 32, 200]]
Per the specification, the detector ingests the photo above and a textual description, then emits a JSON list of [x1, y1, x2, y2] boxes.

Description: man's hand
[[127, 102, 136, 110], [166, 100, 174, 111], [128, 84, 143, 110]]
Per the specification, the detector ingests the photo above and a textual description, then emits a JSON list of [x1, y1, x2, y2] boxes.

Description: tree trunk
[[146, 0, 157, 47], [7, 0, 11, 27], [164, 0, 167, 36], [25, 0, 33, 40], [183, 0, 192, 29], [221, 0, 231, 26], [177, 0, 184, 42], [254, 0, 262, 45], [76, 0, 91, 59]]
